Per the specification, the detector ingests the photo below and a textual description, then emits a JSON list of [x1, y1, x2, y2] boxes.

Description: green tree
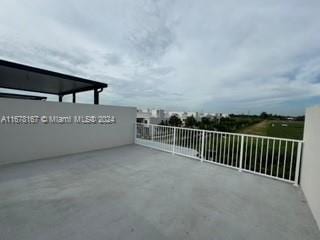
[[185, 115, 197, 128], [260, 112, 269, 119], [199, 117, 211, 129], [168, 115, 182, 127], [201, 117, 210, 124]]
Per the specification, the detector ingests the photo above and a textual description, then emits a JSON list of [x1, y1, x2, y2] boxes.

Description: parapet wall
[[0, 98, 136, 166], [301, 106, 320, 230]]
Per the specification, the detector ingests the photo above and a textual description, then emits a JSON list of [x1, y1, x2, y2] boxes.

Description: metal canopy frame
[[0, 59, 108, 104], [0, 92, 47, 101]]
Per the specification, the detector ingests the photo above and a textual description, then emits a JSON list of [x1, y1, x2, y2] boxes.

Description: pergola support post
[[94, 88, 104, 105], [94, 89, 99, 105], [59, 95, 63, 102], [72, 93, 76, 103]]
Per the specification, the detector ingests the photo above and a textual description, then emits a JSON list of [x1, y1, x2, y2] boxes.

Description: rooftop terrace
[[0, 144, 319, 240]]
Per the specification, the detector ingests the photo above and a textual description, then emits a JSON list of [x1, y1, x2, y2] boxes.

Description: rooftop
[[0, 144, 319, 240]]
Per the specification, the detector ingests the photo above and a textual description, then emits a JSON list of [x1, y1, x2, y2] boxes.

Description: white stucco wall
[[0, 98, 136, 166], [301, 106, 320, 230]]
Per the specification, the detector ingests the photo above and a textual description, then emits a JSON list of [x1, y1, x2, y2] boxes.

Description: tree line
[[160, 112, 304, 132]]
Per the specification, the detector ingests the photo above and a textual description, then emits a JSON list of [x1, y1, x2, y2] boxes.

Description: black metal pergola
[[0, 59, 108, 104]]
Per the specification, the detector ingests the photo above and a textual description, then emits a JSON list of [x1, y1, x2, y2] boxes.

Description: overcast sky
[[1, 0, 320, 115]]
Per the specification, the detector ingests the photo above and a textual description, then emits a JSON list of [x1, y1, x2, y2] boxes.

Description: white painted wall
[[301, 106, 320, 230], [0, 98, 136, 166]]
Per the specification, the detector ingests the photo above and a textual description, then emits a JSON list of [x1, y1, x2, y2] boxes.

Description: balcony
[[0, 144, 319, 240]]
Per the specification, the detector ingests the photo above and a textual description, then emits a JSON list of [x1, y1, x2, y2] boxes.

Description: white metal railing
[[135, 123, 303, 185]]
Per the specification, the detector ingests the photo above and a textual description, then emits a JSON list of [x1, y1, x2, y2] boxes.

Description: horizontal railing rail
[[135, 123, 303, 186]]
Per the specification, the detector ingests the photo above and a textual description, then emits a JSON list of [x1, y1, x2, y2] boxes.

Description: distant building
[[137, 109, 167, 124], [137, 108, 230, 125], [151, 109, 165, 119], [195, 112, 200, 121]]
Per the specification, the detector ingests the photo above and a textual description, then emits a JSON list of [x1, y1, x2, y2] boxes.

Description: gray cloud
[[104, 53, 122, 66], [0, 0, 320, 115]]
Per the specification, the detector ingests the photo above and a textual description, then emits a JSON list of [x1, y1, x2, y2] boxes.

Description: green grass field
[[239, 120, 304, 140]]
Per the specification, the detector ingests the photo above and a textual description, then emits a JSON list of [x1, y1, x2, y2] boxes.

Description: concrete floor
[[0, 144, 319, 240]]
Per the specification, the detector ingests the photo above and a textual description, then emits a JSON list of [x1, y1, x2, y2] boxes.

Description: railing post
[[239, 135, 244, 172], [151, 125, 154, 141], [294, 141, 302, 187], [201, 130, 205, 162], [134, 122, 137, 144], [172, 127, 176, 154]]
